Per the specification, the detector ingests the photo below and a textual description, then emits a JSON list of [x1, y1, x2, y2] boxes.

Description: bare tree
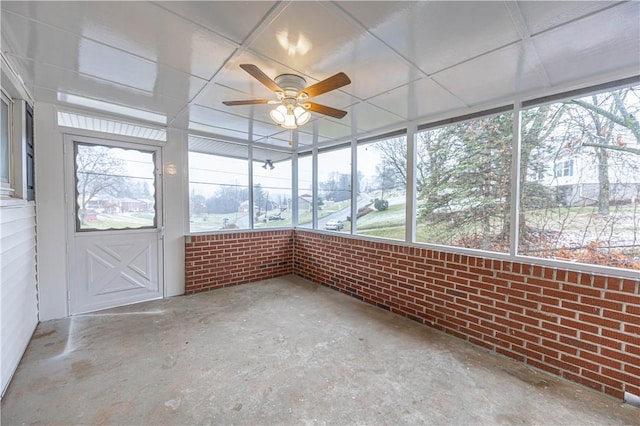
[[76, 145, 126, 224]]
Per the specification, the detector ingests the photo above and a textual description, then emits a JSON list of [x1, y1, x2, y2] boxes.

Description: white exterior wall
[[0, 202, 37, 395]]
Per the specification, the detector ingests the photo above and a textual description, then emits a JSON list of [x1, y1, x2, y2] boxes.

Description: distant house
[[533, 143, 640, 206], [299, 194, 313, 212], [87, 196, 154, 213]]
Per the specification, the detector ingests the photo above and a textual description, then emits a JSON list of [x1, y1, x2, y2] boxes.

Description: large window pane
[[519, 86, 640, 270], [356, 136, 406, 240], [317, 146, 351, 233], [415, 113, 513, 252], [188, 152, 249, 232], [75, 143, 156, 231], [253, 158, 292, 228], [297, 154, 313, 228]]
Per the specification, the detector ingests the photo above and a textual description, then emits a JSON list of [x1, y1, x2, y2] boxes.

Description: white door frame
[[63, 133, 164, 314]]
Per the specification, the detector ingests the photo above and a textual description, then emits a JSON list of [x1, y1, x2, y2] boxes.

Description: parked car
[[325, 219, 344, 231]]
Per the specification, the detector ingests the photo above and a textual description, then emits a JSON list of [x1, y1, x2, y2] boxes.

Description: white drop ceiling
[[2, 1, 639, 150]]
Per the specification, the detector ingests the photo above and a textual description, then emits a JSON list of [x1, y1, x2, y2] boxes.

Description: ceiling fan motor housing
[[275, 74, 308, 100]]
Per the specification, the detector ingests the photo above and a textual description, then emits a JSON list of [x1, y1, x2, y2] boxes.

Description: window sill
[[0, 197, 32, 208]]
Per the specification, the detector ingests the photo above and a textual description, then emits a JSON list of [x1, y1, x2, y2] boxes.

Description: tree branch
[[582, 142, 640, 155]]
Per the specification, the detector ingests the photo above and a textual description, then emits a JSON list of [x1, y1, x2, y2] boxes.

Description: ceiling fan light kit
[[223, 64, 351, 130]]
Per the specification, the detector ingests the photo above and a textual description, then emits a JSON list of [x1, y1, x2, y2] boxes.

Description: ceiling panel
[[157, 1, 278, 45], [517, 1, 614, 35], [531, 1, 640, 86], [248, 1, 419, 100], [188, 105, 279, 140], [367, 78, 467, 121], [432, 42, 548, 106], [12, 59, 185, 119], [339, 1, 522, 75], [1, 2, 237, 80], [347, 102, 405, 134], [314, 117, 354, 142], [2, 12, 207, 101]]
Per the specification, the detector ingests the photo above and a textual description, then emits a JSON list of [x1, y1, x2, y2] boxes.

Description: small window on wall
[[519, 84, 640, 270], [317, 145, 351, 233], [1, 92, 11, 194], [252, 158, 292, 228], [297, 154, 313, 228], [415, 112, 513, 252], [188, 152, 249, 232], [356, 136, 407, 240], [554, 159, 574, 178]]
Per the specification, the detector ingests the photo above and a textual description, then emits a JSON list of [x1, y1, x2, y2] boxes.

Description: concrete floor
[[2, 275, 638, 425]]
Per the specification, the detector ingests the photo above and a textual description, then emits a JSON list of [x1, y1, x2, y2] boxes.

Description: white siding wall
[[1, 201, 38, 396]]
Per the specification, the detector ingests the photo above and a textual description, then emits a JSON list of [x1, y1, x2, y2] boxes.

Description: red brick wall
[[185, 230, 293, 294], [293, 230, 640, 400]]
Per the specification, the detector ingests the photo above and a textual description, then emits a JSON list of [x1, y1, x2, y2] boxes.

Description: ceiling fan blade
[[222, 99, 271, 106], [301, 72, 351, 98], [239, 64, 282, 92], [306, 102, 348, 119]]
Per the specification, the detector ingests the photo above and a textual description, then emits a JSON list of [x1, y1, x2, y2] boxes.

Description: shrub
[[374, 198, 389, 211]]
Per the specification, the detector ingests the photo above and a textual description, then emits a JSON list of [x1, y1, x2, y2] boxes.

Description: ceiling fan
[[223, 64, 351, 129]]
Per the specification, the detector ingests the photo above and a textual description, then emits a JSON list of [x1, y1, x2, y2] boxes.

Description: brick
[[562, 372, 603, 392], [580, 351, 622, 370], [580, 331, 623, 350], [557, 335, 598, 352], [578, 313, 620, 330], [560, 353, 599, 372]]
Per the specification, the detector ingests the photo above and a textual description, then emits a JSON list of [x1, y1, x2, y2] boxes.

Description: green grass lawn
[[356, 204, 405, 230], [82, 212, 154, 230], [189, 212, 249, 233]]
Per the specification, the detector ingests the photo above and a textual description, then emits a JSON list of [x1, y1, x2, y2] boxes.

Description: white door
[[65, 135, 163, 314]]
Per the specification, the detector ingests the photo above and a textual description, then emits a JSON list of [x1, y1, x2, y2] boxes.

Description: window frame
[[73, 141, 158, 232], [1, 90, 13, 197], [185, 76, 640, 279]]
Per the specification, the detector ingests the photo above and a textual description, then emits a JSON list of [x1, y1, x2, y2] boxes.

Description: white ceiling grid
[[1, 1, 638, 152]]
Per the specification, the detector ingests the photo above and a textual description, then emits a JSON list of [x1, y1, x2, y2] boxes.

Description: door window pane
[[356, 136, 407, 240], [519, 86, 640, 270], [76, 143, 156, 231], [415, 113, 513, 252], [318, 146, 351, 233], [253, 158, 292, 228], [188, 152, 249, 232]]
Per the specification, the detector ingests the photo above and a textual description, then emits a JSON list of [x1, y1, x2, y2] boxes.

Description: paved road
[[235, 194, 372, 230], [318, 194, 371, 231]]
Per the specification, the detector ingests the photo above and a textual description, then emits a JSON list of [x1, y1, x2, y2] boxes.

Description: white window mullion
[[509, 101, 522, 257]]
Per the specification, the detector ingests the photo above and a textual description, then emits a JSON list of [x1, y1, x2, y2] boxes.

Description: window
[[415, 112, 513, 252], [317, 145, 351, 232], [356, 136, 406, 240], [188, 152, 249, 232], [297, 154, 313, 228], [0, 91, 35, 201], [519, 85, 640, 270], [252, 158, 292, 228], [1, 92, 11, 194], [75, 142, 156, 231], [554, 159, 574, 177]]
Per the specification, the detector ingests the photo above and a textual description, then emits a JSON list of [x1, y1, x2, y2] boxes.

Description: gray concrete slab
[[2, 275, 638, 425]]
